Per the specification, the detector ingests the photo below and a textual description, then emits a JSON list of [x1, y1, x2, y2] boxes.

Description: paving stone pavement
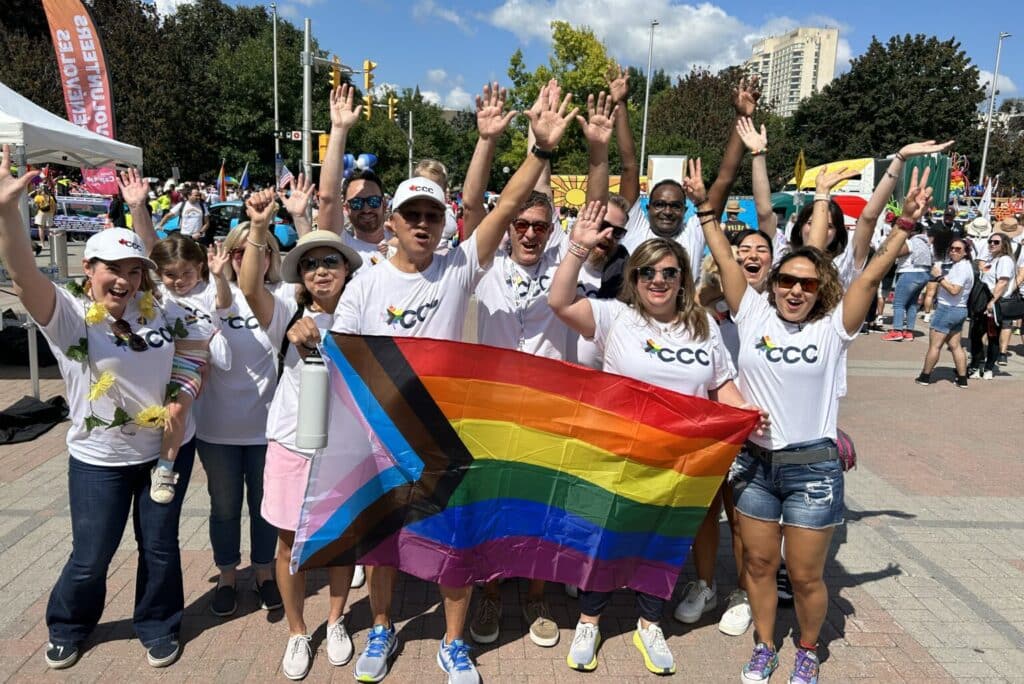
[[0, 297, 1022, 682]]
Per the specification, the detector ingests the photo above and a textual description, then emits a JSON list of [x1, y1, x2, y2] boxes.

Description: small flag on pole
[[239, 162, 250, 191], [278, 163, 294, 189], [217, 159, 227, 201]]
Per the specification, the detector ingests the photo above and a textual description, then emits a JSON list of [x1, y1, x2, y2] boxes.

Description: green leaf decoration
[[109, 407, 133, 429], [66, 338, 89, 362], [84, 414, 109, 431], [65, 280, 85, 297], [170, 318, 189, 339], [165, 382, 181, 402]]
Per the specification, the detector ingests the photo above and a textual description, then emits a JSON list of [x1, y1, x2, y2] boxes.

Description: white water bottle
[[295, 349, 329, 449]]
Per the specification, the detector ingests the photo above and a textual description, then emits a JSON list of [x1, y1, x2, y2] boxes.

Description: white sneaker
[[351, 564, 366, 589], [149, 466, 178, 504], [718, 589, 752, 636], [281, 634, 312, 681], [564, 584, 578, 598], [566, 621, 600, 671], [632, 620, 675, 674], [983, 369, 995, 380], [673, 579, 717, 624], [326, 617, 353, 666]]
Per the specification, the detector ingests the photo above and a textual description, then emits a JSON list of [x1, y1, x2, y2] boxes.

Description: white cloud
[[370, 83, 400, 99], [278, 4, 300, 19], [412, 0, 473, 34], [489, 1, 848, 78], [427, 68, 448, 84], [979, 69, 1018, 96], [153, 0, 194, 15], [445, 86, 473, 110], [835, 39, 852, 75], [420, 90, 443, 106]]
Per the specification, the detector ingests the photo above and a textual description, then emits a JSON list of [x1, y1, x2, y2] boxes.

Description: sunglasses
[[111, 319, 148, 352], [512, 219, 552, 235], [636, 266, 681, 282], [346, 195, 383, 211], [776, 273, 820, 294], [601, 221, 627, 240], [988, 239, 1003, 246], [299, 254, 345, 273], [650, 200, 685, 212], [948, 246, 964, 253]]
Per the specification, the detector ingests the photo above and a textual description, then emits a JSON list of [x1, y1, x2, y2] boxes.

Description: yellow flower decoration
[[134, 405, 170, 429], [139, 291, 156, 322], [84, 302, 109, 326], [87, 371, 116, 401]]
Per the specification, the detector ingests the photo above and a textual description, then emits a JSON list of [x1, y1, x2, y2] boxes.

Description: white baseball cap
[[84, 228, 157, 270], [391, 178, 446, 212]]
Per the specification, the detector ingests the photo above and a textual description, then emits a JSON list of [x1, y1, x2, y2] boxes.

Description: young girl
[[147, 233, 231, 503]]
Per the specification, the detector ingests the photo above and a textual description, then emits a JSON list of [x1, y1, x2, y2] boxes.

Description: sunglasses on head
[[346, 195, 383, 211], [636, 266, 681, 282], [776, 273, 820, 294], [649, 199, 685, 212], [600, 220, 627, 240], [511, 219, 552, 235], [111, 319, 148, 352], [299, 254, 345, 273]]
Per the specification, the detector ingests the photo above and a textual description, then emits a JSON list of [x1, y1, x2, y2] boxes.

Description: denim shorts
[[930, 304, 968, 335], [729, 450, 845, 529]]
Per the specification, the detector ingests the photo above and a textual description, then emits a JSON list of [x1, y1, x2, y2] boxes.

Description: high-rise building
[[745, 28, 839, 117]]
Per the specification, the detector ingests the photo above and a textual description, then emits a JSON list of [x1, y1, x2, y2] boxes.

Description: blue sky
[[158, 0, 1022, 111]]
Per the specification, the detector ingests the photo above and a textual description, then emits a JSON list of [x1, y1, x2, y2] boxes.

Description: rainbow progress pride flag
[[292, 334, 759, 599]]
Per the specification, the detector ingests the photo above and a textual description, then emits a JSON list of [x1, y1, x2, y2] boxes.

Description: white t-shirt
[[567, 261, 605, 368], [170, 200, 205, 236], [35, 286, 201, 466], [474, 241, 570, 360], [621, 201, 706, 282], [443, 206, 458, 240], [734, 286, 856, 450], [197, 281, 295, 444], [774, 232, 865, 291], [157, 280, 230, 370], [1016, 249, 1024, 296], [896, 234, 932, 274], [937, 259, 973, 308], [591, 300, 735, 399], [343, 231, 389, 274], [981, 254, 1015, 293], [333, 233, 487, 340]]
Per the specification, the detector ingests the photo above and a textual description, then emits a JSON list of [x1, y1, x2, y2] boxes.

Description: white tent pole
[[15, 144, 40, 399]]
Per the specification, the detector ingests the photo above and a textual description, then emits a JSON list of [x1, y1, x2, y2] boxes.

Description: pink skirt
[[261, 440, 311, 531]]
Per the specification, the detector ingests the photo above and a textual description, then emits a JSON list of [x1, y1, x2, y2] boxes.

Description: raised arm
[[844, 166, 933, 334], [736, 117, 777, 237], [684, 158, 746, 313], [280, 173, 316, 237], [608, 65, 639, 205], [317, 84, 361, 235], [707, 77, 761, 215], [0, 145, 54, 325], [239, 189, 279, 329], [207, 240, 233, 310], [577, 91, 618, 204], [118, 168, 157, 253], [462, 82, 517, 237], [808, 166, 859, 250], [473, 81, 577, 267], [548, 200, 610, 337]]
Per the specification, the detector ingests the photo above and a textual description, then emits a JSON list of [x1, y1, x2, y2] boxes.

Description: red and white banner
[[41, 0, 119, 195]]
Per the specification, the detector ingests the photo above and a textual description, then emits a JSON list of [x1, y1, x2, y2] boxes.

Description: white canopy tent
[[0, 81, 144, 398]]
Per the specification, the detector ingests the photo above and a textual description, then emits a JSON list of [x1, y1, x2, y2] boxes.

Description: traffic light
[[387, 95, 398, 122], [329, 55, 341, 89], [362, 95, 373, 121], [363, 60, 376, 93], [318, 133, 330, 163]]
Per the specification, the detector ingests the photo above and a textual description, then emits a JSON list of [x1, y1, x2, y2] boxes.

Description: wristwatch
[[531, 144, 554, 160]]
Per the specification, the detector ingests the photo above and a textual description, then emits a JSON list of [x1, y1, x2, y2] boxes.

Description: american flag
[[278, 164, 294, 190]]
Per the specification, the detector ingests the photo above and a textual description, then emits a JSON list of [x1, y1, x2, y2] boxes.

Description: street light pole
[[979, 31, 1011, 187], [639, 18, 659, 182], [271, 3, 280, 159], [301, 18, 313, 180]]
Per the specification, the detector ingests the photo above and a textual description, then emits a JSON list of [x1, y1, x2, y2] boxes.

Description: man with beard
[[620, 79, 761, 281]]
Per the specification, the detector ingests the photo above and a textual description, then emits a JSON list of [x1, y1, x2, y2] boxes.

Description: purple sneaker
[[741, 642, 779, 683], [788, 648, 819, 684]]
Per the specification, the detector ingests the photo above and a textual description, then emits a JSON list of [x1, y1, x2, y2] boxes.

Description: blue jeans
[[46, 439, 195, 649], [196, 440, 276, 570], [892, 270, 931, 330]]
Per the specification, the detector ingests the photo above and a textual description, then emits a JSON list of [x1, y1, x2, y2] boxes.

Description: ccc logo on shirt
[[577, 283, 599, 299], [643, 339, 710, 366], [755, 336, 818, 364], [385, 299, 440, 329], [508, 274, 551, 297], [221, 314, 260, 330]]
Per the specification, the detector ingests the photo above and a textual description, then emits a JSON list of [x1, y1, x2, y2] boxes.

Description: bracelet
[[885, 171, 898, 180], [750, 148, 767, 157], [894, 152, 906, 162], [695, 209, 716, 217], [813, 193, 829, 202], [895, 217, 917, 231], [567, 240, 591, 259], [246, 237, 268, 250], [699, 217, 718, 226]]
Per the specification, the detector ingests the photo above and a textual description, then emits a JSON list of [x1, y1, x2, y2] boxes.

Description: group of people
[[0, 65, 962, 684]]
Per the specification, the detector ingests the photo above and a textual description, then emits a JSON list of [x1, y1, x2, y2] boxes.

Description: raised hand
[[815, 166, 859, 193], [117, 167, 149, 206], [682, 158, 708, 205], [0, 144, 39, 211], [280, 173, 315, 216], [207, 240, 230, 278], [569, 200, 611, 249], [525, 80, 578, 151], [898, 139, 956, 159], [607, 63, 629, 103], [575, 91, 617, 147], [732, 76, 761, 117], [901, 165, 934, 221], [245, 188, 278, 227], [329, 84, 362, 130], [476, 81, 517, 141], [736, 117, 768, 153]]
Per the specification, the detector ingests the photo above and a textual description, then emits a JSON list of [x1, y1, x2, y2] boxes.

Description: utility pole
[[639, 18, 659, 180], [301, 19, 313, 179], [979, 32, 1011, 187], [271, 3, 279, 159]]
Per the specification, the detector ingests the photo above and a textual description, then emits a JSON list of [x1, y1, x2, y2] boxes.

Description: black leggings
[[968, 312, 998, 370], [579, 589, 664, 623]]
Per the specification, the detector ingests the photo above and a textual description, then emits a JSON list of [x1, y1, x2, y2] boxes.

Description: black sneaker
[[147, 639, 180, 668], [210, 584, 237, 617], [997, 353, 1009, 366], [966, 366, 980, 378], [45, 642, 79, 669], [955, 375, 969, 388], [915, 372, 931, 386], [776, 565, 794, 606], [256, 579, 283, 611]]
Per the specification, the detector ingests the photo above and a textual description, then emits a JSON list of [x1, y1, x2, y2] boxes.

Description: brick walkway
[[0, 298, 1022, 682]]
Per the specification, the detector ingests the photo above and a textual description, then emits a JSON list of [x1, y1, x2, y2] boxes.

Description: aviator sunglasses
[[636, 266, 681, 282], [346, 195, 383, 211], [776, 273, 820, 294], [111, 319, 148, 352]]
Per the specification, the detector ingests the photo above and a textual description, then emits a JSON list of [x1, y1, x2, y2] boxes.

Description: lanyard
[[503, 255, 547, 350]]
